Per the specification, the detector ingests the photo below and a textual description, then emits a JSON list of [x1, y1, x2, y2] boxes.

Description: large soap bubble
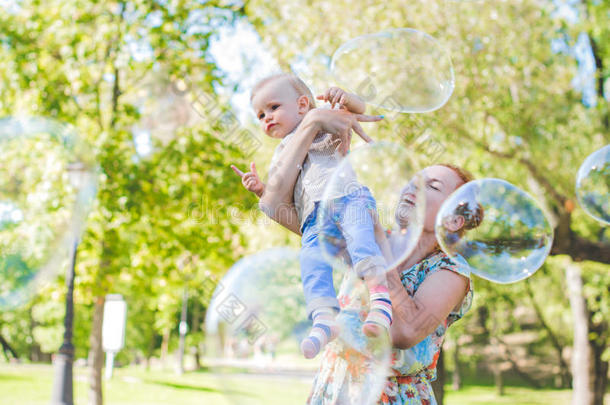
[[576, 145, 609, 225], [316, 141, 425, 274], [435, 179, 553, 283], [0, 117, 97, 310], [331, 28, 455, 113], [205, 248, 392, 405]]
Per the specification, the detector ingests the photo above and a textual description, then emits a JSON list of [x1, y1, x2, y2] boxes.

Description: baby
[[232, 73, 391, 359]]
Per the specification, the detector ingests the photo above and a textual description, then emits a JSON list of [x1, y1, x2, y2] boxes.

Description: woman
[[260, 108, 476, 404]]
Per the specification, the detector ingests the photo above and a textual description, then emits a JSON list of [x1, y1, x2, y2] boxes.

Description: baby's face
[[251, 78, 307, 139]]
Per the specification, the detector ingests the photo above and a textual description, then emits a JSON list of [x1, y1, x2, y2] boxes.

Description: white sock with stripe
[[300, 307, 338, 359]]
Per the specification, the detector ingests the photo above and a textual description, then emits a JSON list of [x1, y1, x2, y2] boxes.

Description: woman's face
[[395, 165, 465, 232]]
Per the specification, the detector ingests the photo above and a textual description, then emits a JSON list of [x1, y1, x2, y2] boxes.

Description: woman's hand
[[302, 108, 382, 155]]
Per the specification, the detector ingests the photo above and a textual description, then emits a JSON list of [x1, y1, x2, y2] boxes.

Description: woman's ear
[[445, 215, 465, 233], [297, 95, 310, 114]]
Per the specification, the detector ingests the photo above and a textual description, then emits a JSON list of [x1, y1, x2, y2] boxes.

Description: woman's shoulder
[[428, 252, 474, 323], [423, 251, 471, 279], [399, 251, 472, 297], [399, 251, 456, 280]]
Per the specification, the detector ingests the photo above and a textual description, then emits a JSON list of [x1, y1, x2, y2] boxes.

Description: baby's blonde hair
[[251, 73, 316, 110]]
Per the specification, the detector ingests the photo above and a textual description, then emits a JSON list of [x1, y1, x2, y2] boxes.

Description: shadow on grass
[[0, 373, 30, 381], [0, 374, 32, 381], [144, 379, 254, 398], [445, 370, 567, 390]]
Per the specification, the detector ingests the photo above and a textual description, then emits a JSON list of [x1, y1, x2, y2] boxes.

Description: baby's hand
[[317, 86, 349, 109], [231, 162, 265, 198], [317, 86, 366, 114]]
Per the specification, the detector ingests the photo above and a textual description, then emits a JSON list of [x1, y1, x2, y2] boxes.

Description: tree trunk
[[494, 365, 504, 396], [145, 333, 156, 371], [431, 348, 445, 405], [160, 328, 170, 368], [176, 287, 188, 375], [490, 336, 505, 396], [524, 280, 572, 387], [0, 334, 18, 360], [452, 337, 461, 391], [588, 307, 608, 405], [192, 302, 201, 370], [565, 263, 595, 405], [88, 296, 105, 405], [28, 307, 43, 362]]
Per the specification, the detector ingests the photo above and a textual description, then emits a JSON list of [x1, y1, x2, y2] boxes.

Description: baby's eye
[[271, 104, 279, 110], [258, 113, 265, 120]]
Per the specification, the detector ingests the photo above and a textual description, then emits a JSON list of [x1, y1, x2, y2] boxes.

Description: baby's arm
[[317, 86, 367, 114], [231, 162, 265, 198]]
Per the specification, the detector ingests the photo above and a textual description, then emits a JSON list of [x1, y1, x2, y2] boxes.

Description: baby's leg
[[299, 212, 341, 358], [356, 258, 392, 337], [339, 189, 392, 337]]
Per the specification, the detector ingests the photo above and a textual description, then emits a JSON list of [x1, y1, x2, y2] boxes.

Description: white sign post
[[102, 294, 127, 380]]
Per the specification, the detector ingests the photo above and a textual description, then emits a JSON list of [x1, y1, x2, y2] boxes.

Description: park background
[[0, 0, 609, 404]]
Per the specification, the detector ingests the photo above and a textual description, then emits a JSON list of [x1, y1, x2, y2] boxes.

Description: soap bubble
[[316, 141, 425, 275], [0, 117, 97, 310], [576, 145, 609, 225], [331, 28, 455, 113], [436, 179, 553, 283], [205, 247, 392, 405]]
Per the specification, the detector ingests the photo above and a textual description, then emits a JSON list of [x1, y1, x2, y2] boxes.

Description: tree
[[243, 0, 609, 402], [0, 1, 250, 403]]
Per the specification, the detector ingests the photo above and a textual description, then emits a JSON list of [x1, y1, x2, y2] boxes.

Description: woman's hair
[[438, 163, 475, 185], [250, 73, 316, 110], [438, 163, 484, 232]]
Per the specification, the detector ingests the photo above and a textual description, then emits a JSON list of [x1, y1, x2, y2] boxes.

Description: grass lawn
[[0, 362, 312, 405], [0, 362, 605, 404]]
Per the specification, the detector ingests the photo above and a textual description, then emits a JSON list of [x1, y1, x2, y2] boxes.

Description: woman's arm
[[258, 115, 319, 235], [387, 268, 469, 349], [259, 202, 302, 235], [259, 108, 380, 230], [259, 115, 320, 213]]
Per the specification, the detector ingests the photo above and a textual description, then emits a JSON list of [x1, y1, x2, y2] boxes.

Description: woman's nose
[[403, 183, 417, 194]]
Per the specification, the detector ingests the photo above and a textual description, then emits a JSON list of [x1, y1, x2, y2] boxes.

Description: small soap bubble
[[576, 145, 609, 225]]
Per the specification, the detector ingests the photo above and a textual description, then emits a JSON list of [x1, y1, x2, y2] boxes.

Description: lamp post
[[51, 162, 88, 405]]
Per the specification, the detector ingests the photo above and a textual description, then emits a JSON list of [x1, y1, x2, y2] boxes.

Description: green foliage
[[0, 0, 251, 361], [244, 0, 609, 387], [31, 298, 64, 354]]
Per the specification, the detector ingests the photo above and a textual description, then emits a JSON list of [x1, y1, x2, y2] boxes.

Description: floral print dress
[[307, 251, 473, 405]]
